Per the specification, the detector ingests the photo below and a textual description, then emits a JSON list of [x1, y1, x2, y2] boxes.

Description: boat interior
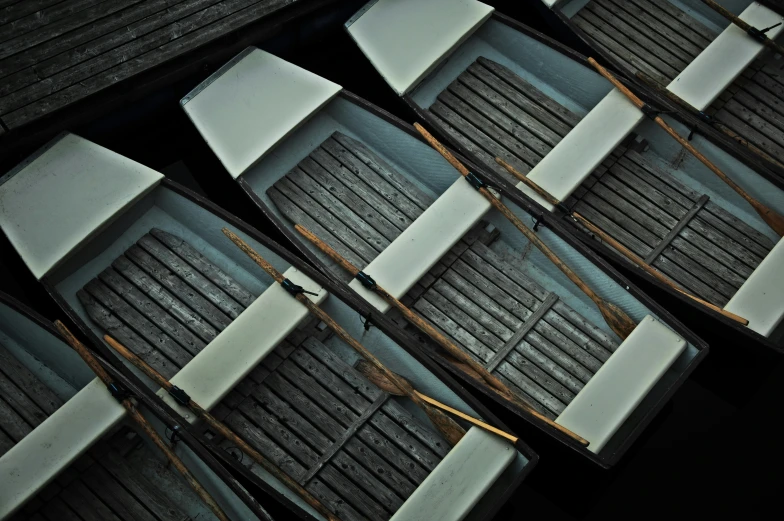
[[394, 14, 784, 343], [215, 70, 704, 461], [0, 295, 218, 521], [25, 141, 528, 521], [559, 0, 784, 171]]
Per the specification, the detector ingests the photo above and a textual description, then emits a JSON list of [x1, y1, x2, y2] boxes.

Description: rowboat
[[179, 45, 708, 468], [534, 0, 784, 183], [0, 290, 263, 521], [344, 0, 784, 351], [0, 133, 535, 521]]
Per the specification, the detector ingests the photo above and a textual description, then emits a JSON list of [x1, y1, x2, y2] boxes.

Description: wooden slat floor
[[571, 0, 784, 167], [79, 228, 448, 521], [0, 341, 64, 458], [10, 427, 196, 521], [0, 0, 302, 131], [425, 55, 775, 308], [269, 131, 622, 419]]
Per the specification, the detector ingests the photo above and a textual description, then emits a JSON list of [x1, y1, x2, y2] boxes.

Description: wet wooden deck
[[0, 0, 317, 134]]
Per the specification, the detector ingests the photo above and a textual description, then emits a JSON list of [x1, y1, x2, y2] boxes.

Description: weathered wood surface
[[0, 340, 64, 457], [0, 0, 303, 130], [13, 427, 191, 521], [79, 229, 448, 520]]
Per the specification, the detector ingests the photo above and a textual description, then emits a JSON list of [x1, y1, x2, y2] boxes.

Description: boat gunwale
[[545, 1, 784, 185], [400, 9, 782, 353], [36, 175, 538, 520], [231, 86, 709, 467]]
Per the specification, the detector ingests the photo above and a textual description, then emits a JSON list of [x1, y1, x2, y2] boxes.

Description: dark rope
[[281, 278, 319, 297]]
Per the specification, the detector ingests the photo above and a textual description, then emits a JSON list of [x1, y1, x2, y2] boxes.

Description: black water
[[0, 1, 781, 518]]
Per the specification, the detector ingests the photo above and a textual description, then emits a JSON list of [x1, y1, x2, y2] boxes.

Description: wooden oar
[[295, 223, 589, 447], [634, 71, 784, 169], [103, 335, 341, 521], [53, 321, 232, 521], [702, 0, 784, 57], [414, 122, 637, 340], [222, 228, 466, 447], [588, 57, 784, 237], [494, 158, 750, 326], [354, 360, 537, 452]]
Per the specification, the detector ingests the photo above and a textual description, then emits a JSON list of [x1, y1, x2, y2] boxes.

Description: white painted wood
[[181, 48, 342, 179], [349, 178, 494, 312], [516, 89, 643, 210], [346, 0, 494, 95], [159, 267, 327, 419], [0, 378, 125, 519], [555, 315, 686, 453], [668, 3, 784, 111], [390, 427, 515, 521], [724, 237, 784, 337], [0, 133, 162, 280]]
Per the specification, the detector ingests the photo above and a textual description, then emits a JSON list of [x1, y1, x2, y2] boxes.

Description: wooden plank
[[368, 411, 441, 471], [597, 172, 679, 230], [609, 161, 691, 219], [305, 476, 365, 521], [0, 341, 62, 414], [732, 88, 784, 133], [298, 156, 404, 239], [344, 437, 417, 498], [62, 479, 123, 521], [627, 0, 714, 46], [316, 464, 390, 520], [1, 0, 291, 128], [300, 394, 388, 485], [514, 340, 585, 395], [574, 200, 654, 258], [0, 395, 31, 441], [476, 57, 581, 129], [319, 138, 424, 222], [306, 148, 414, 235], [151, 228, 257, 307], [302, 338, 383, 403], [692, 211, 770, 262], [0, 369, 49, 429], [380, 401, 449, 458], [678, 227, 755, 278], [276, 359, 357, 428], [458, 68, 562, 147], [332, 132, 435, 211], [431, 279, 515, 346], [486, 293, 557, 372], [495, 362, 565, 416], [125, 245, 232, 330], [356, 425, 430, 484], [0, 427, 14, 456], [414, 298, 496, 362], [652, 255, 729, 306], [80, 464, 160, 521], [85, 279, 193, 369], [98, 267, 206, 356], [137, 234, 245, 319], [645, 195, 708, 263], [423, 289, 506, 351], [440, 86, 544, 167], [40, 496, 83, 521], [238, 398, 319, 468], [669, 236, 746, 289], [722, 99, 784, 150], [502, 350, 576, 404], [78, 289, 178, 379], [113, 255, 218, 342], [581, 190, 666, 247], [0, 1, 68, 25], [330, 450, 405, 512], [287, 166, 393, 250], [225, 410, 307, 482], [660, 246, 739, 299], [0, 0, 101, 46]]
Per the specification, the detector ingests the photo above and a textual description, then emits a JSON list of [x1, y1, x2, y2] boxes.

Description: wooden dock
[[0, 0, 332, 138]]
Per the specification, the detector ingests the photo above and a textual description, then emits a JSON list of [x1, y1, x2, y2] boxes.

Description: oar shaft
[[589, 57, 784, 236], [702, 0, 784, 56], [103, 335, 341, 521], [222, 228, 466, 447], [54, 322, 232, 521], [295, 225, 588, 446], [415, 123, 636, 340]]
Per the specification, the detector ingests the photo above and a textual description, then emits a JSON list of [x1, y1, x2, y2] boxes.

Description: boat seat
[[724, 237, 784, 337], [555, 315, 686, 453]]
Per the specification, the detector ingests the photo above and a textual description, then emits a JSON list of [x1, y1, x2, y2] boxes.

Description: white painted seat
[[181, 47, 342, 178], [0, 133, 163, 280], [668, 3, 784, 111], [555, 315, 686, 453], [346, 0, 494, 95], [724, 237, 784, 337]]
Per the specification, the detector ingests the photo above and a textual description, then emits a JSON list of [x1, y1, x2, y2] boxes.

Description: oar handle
[[295, 224, 360, 277], [223, 228, 466, 447], [54, 322, 232, 521]]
